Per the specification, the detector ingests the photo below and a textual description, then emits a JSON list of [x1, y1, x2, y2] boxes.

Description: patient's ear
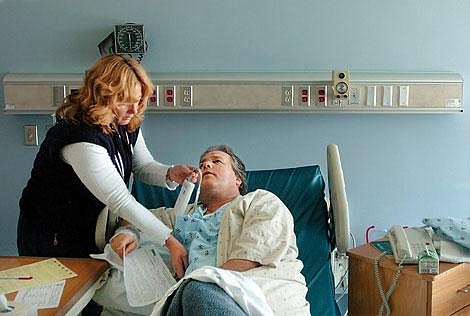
[[235, 177, 241, 188]]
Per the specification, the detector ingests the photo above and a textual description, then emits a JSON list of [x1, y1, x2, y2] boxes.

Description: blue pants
[[163, 279, 247, 316]]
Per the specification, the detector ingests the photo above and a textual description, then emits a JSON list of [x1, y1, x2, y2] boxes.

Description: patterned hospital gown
[[173, 204, 227, 275]]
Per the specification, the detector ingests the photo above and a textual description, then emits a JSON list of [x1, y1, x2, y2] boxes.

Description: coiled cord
[[374, 252, 405, 316]]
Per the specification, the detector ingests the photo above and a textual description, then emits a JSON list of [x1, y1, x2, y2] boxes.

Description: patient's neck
[[202, 193, 239, 214]]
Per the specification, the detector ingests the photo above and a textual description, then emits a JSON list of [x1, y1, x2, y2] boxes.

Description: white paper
[[2, 301, 37, 316], [124, 243, 176, 307], [90, 244, 124, 271], [14, 280, 65, 309]]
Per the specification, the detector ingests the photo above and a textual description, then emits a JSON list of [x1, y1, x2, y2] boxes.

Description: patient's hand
[[165, 235, 188, 279], [111, 233, 138, 259]]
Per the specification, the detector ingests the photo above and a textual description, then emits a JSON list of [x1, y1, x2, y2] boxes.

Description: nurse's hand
[[167, 165, 199, 184], [110, 233, 138, 259], [165, 235, 188, 279]]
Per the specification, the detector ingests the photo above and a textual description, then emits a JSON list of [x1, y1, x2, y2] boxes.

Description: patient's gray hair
[[200, 145, 247, 195]]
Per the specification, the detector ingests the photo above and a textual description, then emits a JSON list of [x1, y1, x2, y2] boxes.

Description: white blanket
[[151, 266, 274, 316], [92, 246, 273, 316]]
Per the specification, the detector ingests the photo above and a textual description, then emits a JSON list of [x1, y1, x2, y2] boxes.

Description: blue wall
[[1, 0, 470, 255]]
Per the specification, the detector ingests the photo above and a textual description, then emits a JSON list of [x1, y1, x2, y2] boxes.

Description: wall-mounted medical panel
[[3, 74, 83, 113], [3, 72, 463, 113]]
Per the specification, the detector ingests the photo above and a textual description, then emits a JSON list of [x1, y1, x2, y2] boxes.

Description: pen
[[0, 276, 33, 280]]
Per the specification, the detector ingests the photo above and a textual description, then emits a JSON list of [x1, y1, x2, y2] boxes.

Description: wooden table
[[1, 256, 108, 316], [347, 243, 470, 315]]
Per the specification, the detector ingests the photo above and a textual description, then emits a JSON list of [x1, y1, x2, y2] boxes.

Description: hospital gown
[[153, 189, 310, 315]]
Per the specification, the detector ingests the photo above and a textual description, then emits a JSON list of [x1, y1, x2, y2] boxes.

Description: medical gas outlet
[[332, 70, 350, 106]]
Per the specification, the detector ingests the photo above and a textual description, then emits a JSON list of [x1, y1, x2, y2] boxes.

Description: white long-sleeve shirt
[[60, 130, 176, 245]]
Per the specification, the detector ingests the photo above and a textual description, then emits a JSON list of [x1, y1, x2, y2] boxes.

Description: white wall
[[1, 0, 470, 254]]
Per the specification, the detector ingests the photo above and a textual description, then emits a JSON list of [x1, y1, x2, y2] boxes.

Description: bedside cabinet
[[347, 243, 470, 315]]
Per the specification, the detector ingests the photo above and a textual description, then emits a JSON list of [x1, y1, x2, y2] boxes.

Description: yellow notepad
[[0, 258, 77, 294]]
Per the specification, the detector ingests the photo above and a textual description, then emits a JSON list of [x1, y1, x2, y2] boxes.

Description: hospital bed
[[129, 144, 350, 316]]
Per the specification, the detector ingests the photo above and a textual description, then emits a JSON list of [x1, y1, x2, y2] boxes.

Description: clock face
[[335, 82, 349, 94], [114, 24, 144, 54]]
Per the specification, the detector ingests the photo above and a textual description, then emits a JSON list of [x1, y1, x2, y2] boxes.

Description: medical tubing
[[350, 231, 357, 248], [366, 225, 376, 243]]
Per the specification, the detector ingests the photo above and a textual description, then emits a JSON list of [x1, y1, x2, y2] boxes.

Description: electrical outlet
[[162, 86, 176, 106], [315, 86, 327, 106], [181, 86, 193, 107], [281, 86, 294, 106], [148, 86, 158, 107], [349, 87, 360, 105], [297, 86, 310, 106], [24, 125, 38, 146]]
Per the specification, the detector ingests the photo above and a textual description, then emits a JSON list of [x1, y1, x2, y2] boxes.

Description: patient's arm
[[221, 259, 261, 272], [165, 236, 189, 279]]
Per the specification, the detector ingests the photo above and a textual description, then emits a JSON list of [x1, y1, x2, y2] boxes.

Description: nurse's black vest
[[18, 120, 139, 257]]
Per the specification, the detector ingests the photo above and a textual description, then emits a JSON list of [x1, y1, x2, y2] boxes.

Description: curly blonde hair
[[55, 54, 154, 134]]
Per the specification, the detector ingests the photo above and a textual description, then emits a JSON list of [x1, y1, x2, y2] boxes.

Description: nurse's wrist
[[166, 166, 174, 182]]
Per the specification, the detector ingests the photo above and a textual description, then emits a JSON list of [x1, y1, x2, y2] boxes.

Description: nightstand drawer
[[430, 263, 470, 315], [453, 304, 470, 316]]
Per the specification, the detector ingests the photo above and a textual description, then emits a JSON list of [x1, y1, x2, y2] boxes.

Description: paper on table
[[0, 258, 76, 294], [15, 280, 65, 309], [2, 301, 37, 316], [124, 243, 176, 307]]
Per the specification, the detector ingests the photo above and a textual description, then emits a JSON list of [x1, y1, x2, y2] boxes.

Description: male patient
[[94, 145, 309, 316]]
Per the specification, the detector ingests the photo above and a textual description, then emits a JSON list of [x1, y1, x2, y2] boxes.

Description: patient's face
[[199, 151, 241, 196]]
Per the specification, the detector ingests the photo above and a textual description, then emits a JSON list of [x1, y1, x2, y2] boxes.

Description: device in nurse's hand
[[388, 225, 436, 264], [173, 178, 196, 216]]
